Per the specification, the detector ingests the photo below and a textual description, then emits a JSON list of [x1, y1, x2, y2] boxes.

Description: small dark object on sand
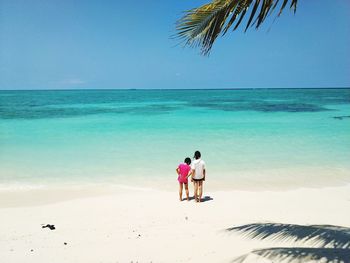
[[42, 224, 55, 230], [64, 242, 67, 245], [30, 249, 34, 252], [185, 216, 188, 220]]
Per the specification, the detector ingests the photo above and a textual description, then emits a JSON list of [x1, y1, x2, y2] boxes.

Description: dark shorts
[[193, 178, 204, 182]]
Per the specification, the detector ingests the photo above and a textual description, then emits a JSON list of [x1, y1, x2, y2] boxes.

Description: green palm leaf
[[176, 0, 298, 55]]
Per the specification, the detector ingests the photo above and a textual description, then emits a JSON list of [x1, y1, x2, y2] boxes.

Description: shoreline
[[1, 170, 350, 208], [1, 181, 350, 208]]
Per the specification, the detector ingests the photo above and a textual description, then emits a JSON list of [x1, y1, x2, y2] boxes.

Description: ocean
[[0, 88, 349, 191]]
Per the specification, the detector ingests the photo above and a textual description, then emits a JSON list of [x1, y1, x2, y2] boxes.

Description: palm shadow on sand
[[226, 223, 350, 263]]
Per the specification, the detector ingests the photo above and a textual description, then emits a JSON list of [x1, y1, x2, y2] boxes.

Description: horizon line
[[0, 87, 349, 92]]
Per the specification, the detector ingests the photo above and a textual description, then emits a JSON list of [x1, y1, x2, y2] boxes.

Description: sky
[[0, 0, 349, 90]]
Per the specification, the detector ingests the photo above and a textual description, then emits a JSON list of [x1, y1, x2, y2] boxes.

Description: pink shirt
[[177, 163, 191, 183]]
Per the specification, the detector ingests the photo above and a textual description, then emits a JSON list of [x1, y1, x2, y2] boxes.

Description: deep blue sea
[[0, 88, 349, 191]]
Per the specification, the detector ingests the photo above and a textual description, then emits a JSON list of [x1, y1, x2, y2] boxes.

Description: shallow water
[[0, 88, 349, 191]]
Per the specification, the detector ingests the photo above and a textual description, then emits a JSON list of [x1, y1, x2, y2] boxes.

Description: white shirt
[[191, 159, 206, 179]]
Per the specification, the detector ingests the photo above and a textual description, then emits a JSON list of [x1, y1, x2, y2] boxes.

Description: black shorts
[[193, 178, 204, 182]]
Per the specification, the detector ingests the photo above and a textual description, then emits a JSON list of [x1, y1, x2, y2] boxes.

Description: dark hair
[[194, 151, 201, 159], [184, 157, 191, 165]]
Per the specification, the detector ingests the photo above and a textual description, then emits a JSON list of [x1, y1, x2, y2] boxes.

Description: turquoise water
[[0, 89, 349, 190]]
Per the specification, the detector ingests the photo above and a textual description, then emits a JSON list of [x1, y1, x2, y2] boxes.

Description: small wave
[[0, 183, 46, 192]]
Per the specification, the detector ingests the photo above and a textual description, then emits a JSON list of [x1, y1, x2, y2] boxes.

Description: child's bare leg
[[198, 181, 203, 202], [192, 180, 195, 199], [185, 183, 189, 201], [193, 182, 196, 201], [179, 183, 183, 201], [194, 182, 199, 202]]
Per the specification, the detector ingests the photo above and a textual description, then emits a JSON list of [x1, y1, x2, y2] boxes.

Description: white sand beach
[[1, 184, 349, 263]]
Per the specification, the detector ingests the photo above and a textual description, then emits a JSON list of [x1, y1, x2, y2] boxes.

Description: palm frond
[[176, 0, 237, 55], [227, 223, 350, 249], [176, 0, 298, 55], [232, 247, 350, 263]]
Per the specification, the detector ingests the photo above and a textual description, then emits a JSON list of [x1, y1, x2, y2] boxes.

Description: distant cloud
[[50, 78, 87, 88], [60, 78, 86, 85]]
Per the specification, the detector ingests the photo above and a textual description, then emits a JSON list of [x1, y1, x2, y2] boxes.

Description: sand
[[0, 184, 350, 263]]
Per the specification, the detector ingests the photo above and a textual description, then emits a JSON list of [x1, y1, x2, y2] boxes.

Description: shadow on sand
[[181, 196, 213, 202], [201, 196, 213, 202], [226, 223, 350, 263]]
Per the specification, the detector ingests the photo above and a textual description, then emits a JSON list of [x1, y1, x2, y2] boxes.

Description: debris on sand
[[42, 224, 55, 230]]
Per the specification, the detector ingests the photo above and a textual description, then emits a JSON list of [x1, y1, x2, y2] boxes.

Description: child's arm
[[186, 170, 193, 178], [187, 169, 195, 183], [176, 167, 180, 175]]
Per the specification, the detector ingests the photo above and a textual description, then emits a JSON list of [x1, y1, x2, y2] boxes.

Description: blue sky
[[0, 0, 349, 90]]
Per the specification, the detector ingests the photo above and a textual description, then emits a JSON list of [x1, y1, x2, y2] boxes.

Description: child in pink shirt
[[176, 157, 191, 201]]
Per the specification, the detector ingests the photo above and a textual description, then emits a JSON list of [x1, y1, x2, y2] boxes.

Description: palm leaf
[[232, 247, 350, 263], [227, 223, 350, 249], [176, 0, 298, 55], [176, 0, 237, 55]]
